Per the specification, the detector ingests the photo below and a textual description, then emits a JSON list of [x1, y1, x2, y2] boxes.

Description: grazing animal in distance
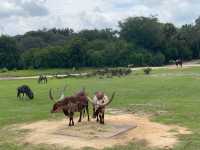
[[175, 59, 183, 68], [49, 86, 90, 126], [38, 75, 48, 84], [17, 85, 34, 100], [88, 92, 115, 124]]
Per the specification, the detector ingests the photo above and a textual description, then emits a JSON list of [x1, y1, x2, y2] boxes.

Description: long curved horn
[[49, 88, 56, 102], [100, 92, 116, 107], [59, 85, 67, 100], [87, 96, 96, 105], [87, 92, 116, 107]]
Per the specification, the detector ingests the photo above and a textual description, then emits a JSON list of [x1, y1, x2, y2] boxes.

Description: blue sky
[[0, 0, 199, 35]]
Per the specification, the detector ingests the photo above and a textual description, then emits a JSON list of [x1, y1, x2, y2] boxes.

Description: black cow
[[17, 85, 34, 100], [175, 59, 183, 68]]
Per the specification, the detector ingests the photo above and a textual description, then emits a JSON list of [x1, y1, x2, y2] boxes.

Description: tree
[[65, 37, 88, 67], [0, 36, 19, 69], [119, 16, 164, 51]]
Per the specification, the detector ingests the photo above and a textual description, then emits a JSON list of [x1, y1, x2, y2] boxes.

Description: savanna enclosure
[[0, 65, 200, 150], [0, 15, 199, 150], [1, 1, 200, 150]]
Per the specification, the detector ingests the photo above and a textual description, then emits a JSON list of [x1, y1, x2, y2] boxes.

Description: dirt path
[[0, 73, 88, 81], [132, 60, 200, 71], [8, 113, 191, 150]]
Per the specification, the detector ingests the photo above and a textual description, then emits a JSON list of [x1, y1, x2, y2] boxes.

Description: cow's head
[[95, 91, 104, 100], [51, 101, 65, 113], [88, 92, 115, 118], [49, 85, 67, 113], [27, 90, 34, 99]]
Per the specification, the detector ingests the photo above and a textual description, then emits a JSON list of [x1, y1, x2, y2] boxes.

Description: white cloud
[[0, 0, 200, 35], [0, 0, 48, 18]]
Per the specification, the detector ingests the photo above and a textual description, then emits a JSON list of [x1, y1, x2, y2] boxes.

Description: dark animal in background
[[175, 59, 183, 68], [49, 86, 90, 126], [38, 75, 48, 84], [88, 92, 115, 124], [17, 85, 34, 100]]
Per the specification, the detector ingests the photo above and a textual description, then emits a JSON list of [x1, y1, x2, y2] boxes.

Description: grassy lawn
[[0, 68, 96, 77], [0, 67, 200, 149]]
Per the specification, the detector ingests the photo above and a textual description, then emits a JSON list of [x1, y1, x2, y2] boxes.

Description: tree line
[[1, 16, 200, 69]]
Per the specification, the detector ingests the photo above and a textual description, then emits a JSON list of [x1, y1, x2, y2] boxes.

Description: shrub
[[143, 67, 152, 75], [0, 67, 8, 73], [12, 68, 17, 72], [169, 59, 175, 64], [151, 52, 165, 66]]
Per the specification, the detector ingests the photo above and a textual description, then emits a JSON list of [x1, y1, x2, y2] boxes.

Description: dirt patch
[[10, 113, 191, 150]]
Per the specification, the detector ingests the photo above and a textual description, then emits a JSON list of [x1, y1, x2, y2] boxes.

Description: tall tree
[[119, 16, 164, 51], [0, 36, 19, 69]]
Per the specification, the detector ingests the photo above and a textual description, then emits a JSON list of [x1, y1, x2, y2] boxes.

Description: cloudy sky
[[0, 0, 199, 35]]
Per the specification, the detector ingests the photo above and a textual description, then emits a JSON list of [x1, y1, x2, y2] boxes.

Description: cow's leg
[[20, 93, 23, 99], [71, 112, 74, 126], [96, 113, 99, 122], [82, 108, 85, 118], [99, 113, 102, 124], [78, 110, 82, 122], [22, 93, 25, 100], [69, 112, 74, 126], [19, 93, 21, 99], [101, 112, 105, 124], [92, 106, 96, 118], [69, 115, 72, 126], [86, 105, 90, 121], [19, 93, 22, 99], [69, 118, 71, 126]]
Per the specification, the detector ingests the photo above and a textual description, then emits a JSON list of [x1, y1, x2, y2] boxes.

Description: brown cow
[[49, 86, 90, 126]]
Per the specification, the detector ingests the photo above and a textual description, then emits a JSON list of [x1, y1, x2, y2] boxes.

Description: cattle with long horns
[[49, 86, 90, 126], [87, 92, 115, 124]]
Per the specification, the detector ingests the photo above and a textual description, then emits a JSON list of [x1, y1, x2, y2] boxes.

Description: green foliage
[[0, 67, 8, 73], [151, 52, 165, 66], [1, 16, 200, 69], [0, 36, 19, 69], [143, 67, 152, 75], [119, 16, 163, 51]]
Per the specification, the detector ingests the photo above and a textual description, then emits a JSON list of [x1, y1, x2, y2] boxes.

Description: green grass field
[[0, 67, 200, 150], [0, 68, 97, 77]]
